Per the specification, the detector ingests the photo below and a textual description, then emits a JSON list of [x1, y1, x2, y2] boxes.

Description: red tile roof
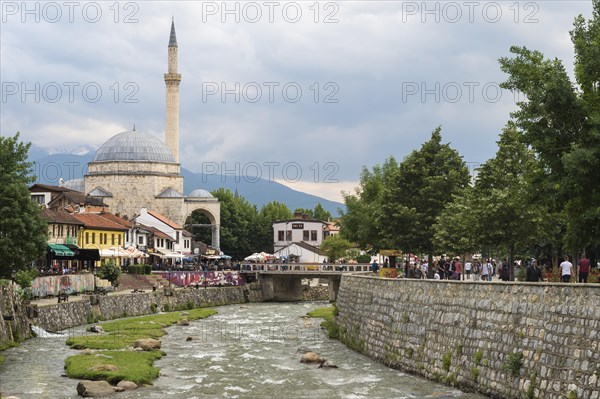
[[41, 208, 84, 225], [147, 210, 182, 229], [137, 224, 173, 240], [71, 213, 127, 231], [98, 212, 133, 228]]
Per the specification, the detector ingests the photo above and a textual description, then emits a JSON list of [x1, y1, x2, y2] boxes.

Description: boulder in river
[[133, 338, 161, 351], [89, 364, 118, 372], [318, 359, 338, 369], [115, 381, 138, 391], [89, 325, 104, 333], [300, 352, 322, 363], [186, 336, 193, 341], [76, 380, 115, 397], [296, 346, 312, 354], [177, 319, 190, 326]]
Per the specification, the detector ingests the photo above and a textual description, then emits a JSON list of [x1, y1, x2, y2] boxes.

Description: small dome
[[92, 130, 175, 163], [63, 178, 84, 192], [188, 189, 213, 198]]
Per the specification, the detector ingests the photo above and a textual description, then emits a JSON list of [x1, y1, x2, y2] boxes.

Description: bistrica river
[[0, 302, 486, 398]]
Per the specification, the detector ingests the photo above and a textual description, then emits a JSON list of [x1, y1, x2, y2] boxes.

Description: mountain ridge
[[29, 152, 346, 215]]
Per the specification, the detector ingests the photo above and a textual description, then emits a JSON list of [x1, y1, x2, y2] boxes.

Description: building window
[[278, 231, 284, 241], [104, 233, 107, 244], [311, 230, 318, 241], [86, 232, 89, 244], [118, 235, 121, 246], [111, 234, 115, 245], [324, 231, 330, 239], [286, 231, 292, 241], [303, 230, 309, 241], [31, 194, 45, 204], [138, 236, 144, 245], [52, 225, 55, 238], [92, 233, 95, 244]]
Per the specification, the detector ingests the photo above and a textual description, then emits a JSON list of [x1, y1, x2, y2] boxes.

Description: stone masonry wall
[[0, 284, 33, 347], [34, 286, 248, 332], [336, 275, 600, 399]]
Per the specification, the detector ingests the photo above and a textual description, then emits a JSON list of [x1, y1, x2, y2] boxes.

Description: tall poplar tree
[[0, 133, 47, 277]]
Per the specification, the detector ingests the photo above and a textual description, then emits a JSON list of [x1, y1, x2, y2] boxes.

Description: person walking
[[578, 254, 590, 283], [501, 258, 510, 281], [481, 260, 489, 282], [472, 261, 480, 281], [371, 260, 379, 277], [526, 260, 543, 282], [560, 255, 573, 283], [465, 259, 472, 280]]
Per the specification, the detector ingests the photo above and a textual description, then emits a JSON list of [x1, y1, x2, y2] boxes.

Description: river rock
[[76, 380, 115, 397], [300, 352, 322, 363], [4, 396, 22, 399], [318, 359, 338, 369], [133, 338, 161, 351], [89, 325, 104, 333], [116, 381, 138, 391], [178, 319, 190, 326], [179, 311, 189, 316], [186, 336, 193, 341]]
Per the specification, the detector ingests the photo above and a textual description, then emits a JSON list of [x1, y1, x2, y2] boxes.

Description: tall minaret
[[164, 18, 181, 164]]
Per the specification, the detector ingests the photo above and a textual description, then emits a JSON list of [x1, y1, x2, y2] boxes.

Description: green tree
[[320, 234, 352, 262], [433, 187, 478, 256], [379, 127, 470, 262], [0, 133, 48, 278], [98, 259, 121, 287], [256, 201, 293, 252], [470, 124, 554, 279], [312, 203, 332, 222], [339, 158, 398, 252], [499, 0, 600, 251]]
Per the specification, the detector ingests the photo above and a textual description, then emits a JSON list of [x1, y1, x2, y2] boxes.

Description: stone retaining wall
[[0, 284, 32, 347], [34, 286, 248, 332], [336, 275, 600, 399]]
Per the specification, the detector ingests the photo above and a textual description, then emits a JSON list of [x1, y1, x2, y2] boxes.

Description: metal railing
[[239, 263, 371, 273]]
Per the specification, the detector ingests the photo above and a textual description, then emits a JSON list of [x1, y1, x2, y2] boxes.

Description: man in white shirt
[[481, 261, 490, 281], [421, 261, 428, 279], [559, 256, 573, 283], [465, 260, 472, 280]]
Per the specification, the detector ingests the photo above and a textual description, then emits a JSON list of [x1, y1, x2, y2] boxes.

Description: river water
[[0, 302, 486, 398]]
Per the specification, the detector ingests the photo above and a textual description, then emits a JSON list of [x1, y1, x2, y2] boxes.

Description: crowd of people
[[370, 254, 596, 283]]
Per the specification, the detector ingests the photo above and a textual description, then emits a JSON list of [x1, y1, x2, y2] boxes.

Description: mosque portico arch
[[183, 200, 220, 250]]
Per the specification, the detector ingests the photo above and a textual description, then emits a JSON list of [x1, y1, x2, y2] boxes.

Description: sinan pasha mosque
[[79, 20, 220, 247]]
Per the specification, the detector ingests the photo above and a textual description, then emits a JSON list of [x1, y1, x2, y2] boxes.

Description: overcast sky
[[1, 1, 593, 202]]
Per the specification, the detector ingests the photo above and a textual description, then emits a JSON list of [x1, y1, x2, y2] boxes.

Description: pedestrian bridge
[[240, 263, 371, 301]]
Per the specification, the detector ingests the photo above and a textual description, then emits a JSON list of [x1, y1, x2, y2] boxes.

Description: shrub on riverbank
[[307, 306, 339, 339]]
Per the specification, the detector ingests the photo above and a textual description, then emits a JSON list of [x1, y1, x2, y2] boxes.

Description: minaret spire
[[169, 17, 178, 48], [164, 18, 181, 164]]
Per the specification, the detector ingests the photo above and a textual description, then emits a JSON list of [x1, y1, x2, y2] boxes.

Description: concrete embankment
[[335, 275, 600, 399]]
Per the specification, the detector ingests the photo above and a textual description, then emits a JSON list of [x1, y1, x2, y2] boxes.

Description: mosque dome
[[92, 130, 175, 163], [188, 189, 214, 198], [63, 178, 85, 192]]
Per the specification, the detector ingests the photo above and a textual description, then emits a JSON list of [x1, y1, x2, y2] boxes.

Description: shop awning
[[48, 244, 75, 257]]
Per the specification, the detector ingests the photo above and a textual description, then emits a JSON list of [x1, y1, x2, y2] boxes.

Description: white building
[[274, 242, 327, 263], [134, 208, 192, 255], [273, 218, 327, 253]]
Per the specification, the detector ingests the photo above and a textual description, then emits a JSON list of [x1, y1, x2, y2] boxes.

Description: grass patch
[[307, 306, 339, 339], [64, 308, 217, 385], [0, 354, 4, 366], [0, 341, 19, 351], [67, 308, 217, 350], [442, 351, 452, 372], [65, 350, 164, 385], [471, 367, 479, 381], [504, 352, 523, 377], [474, 350, 483, 365]]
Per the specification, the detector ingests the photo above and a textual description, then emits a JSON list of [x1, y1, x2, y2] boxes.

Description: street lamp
[[93, 267, 97, 293]]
